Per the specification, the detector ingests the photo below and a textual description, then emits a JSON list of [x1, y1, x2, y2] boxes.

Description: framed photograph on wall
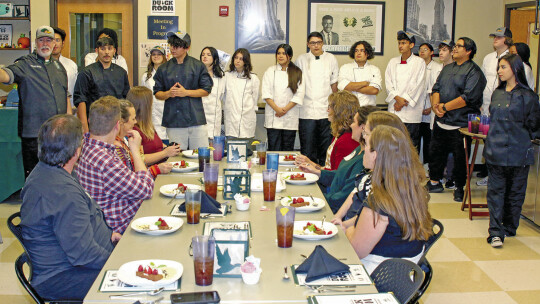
[[13, 5, 29, 17], [404, 0, 456, 56], [0, 24, 12, 48], [235, 0, 290, 53], [308, 1, 385, 55]]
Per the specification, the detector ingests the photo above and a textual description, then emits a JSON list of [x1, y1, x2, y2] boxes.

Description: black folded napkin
[[296, 245, 350, 282], [178, 191, 222, 214]]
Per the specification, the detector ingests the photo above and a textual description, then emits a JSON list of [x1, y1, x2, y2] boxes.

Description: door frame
[[50, 0, 139, 84]]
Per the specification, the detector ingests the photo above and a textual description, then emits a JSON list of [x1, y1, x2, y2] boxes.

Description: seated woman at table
[[331, 111, 413, 222], [115, 99, 172, 178], [342, 125, 433, 274], [127, 86, 181, 165], [296, 91, 361, 171], [296, 105, 378, 213]]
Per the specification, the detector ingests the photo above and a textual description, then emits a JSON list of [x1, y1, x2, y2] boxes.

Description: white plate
[[181, 150, 199, 158], [250, 173, 286, 192], [170, 161, 198, 173], [117, 259, 183, 287], [159, 184, 202, 198], [279, 155, 297, 166], [131, 216, 184, 235], [282, 173, 319, 185], [293, 221, 338, 240], [280, 196, 325, 212]]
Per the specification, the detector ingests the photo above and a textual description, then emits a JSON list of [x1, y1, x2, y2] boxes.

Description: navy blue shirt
[[20, 162, 114, 288], [153, 55, 213, 128]]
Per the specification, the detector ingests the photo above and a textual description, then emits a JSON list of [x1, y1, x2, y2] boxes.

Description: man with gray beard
[[0, 26, 70, 178]]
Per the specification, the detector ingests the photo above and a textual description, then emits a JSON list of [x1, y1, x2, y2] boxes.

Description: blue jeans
[[34, 267, 101, 301]]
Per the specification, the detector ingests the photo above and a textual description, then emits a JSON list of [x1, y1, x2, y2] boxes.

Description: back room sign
[[151, 0, 175, 15]]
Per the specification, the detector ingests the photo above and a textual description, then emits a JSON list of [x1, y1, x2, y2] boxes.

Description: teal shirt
[[320, 147, 365, 213]]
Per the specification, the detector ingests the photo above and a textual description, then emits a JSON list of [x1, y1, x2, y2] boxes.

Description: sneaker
[[476, 176, 488, 187], [445, 179, 456, 190], [490, 236, 503, 248], [453, 187, 464, 202], [427, 181, 444, 193]]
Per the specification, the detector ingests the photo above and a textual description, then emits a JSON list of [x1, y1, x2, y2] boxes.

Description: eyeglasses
[[419, 48, 431, 52], [453, 44, 465, 49], [355, 49, 367, 53], [308, 41, 323, 46]]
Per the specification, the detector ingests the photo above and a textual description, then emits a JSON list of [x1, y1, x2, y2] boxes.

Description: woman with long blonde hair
[[343, 125, 432, 273], [296, 90, 361, 171], [127, 86, 180, 167]]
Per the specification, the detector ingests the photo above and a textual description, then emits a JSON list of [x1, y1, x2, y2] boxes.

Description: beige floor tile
[[427, 261, 502, 293], [0, 262, 31, 296], [428, 203, 468, 219], [0, 295, 34, 304], [423, 291, 517, 304], [475, 260, 540, 291], [450, 238, 540, 261], [516, 236, 540, 255], [438, 218, 490, 238], [514, 221, 540, 237], [0, 238, 23, 263], [506, 290, 540, 304], [0, 238, 16, 255], [426, 237, 471, 262]]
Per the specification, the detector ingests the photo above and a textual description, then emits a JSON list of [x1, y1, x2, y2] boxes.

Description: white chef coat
[[223, 71, 260, 138], [85, 52, 129, 73], [421, 60, 443, 124], [385, 54, 426, 123], [201, 75, 225, 138], [337, 61, 382, 106], [295, 52, 338, 119], [525, 63, 535, 90], [141, 69, 168, 140], [58, 55, 78, 108], [481, 49, 509, 114]]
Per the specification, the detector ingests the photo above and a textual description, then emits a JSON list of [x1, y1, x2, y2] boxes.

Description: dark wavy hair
[[348, 41, 374, 60], [229, 48, 253, 79], [38, 114, 83, 167], [275, 44, 302, 94], [497, 54, 530, 91], [514, 42, 531, 68], [458, 37, 477, 60], [97, 28, 119, 58], [200, 46, 224, 78]]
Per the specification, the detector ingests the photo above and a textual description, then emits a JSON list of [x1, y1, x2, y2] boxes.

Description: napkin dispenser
[[210, 228, 250, 278]]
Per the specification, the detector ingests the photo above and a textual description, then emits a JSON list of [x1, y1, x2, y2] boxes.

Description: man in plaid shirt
[[76, 96, 154, 234]]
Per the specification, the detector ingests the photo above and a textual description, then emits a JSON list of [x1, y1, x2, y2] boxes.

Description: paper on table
[[99, 270, 179, 292], [292, 264, 372, 286], [307, 293, 399, 304], [170, 204, 226, 217]]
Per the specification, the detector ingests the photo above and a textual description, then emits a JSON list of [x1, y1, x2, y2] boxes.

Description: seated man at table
[[76, 96, 154, 234], [20, 114, 120, 301]]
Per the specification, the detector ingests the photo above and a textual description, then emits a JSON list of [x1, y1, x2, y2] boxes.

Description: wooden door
[[509, 9, 536, 91], [57, 0, 133, 85]]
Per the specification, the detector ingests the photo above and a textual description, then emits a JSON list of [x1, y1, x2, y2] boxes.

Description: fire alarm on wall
[[219, 6, 229, 17]]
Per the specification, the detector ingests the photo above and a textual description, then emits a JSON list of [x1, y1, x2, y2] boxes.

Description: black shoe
[[445, 179, 456, 190], [427, 182, 444, 193], [476, 171, 488, 178], [453, 187, 464, 202]]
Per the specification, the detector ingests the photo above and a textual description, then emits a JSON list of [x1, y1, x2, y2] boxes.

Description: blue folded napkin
[[178, 191, 222, 214], [296, 245, 350, 282]]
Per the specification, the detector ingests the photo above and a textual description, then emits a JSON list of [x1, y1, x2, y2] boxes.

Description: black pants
[[428, 123, 470, 188], [419, 122, 432, 164], [267, 128, 296, 151], [299, 118, 332, 166], [21, 137, 39, 179], [487, 164, 530, 241], [404, 123, 421, 153]]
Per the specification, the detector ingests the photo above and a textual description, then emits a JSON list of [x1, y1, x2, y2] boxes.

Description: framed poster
[[0, 24, 12, 48], [404, 0, 456, 56], [235, 0, 289, 53], [308, 1, 385, 55]]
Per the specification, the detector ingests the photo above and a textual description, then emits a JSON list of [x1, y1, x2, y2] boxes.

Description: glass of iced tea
[[185, 189, 201, 224], [276, 206, 295, 248], [192, 235, 215, 286], [198, 147, 211, 172], [204, 163, 219, 199], [262, 169, 278, 201], [256, 143, 267, 165]]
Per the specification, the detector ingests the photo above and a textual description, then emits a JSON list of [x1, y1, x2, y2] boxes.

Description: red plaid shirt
[[76, 133, 154, 234]]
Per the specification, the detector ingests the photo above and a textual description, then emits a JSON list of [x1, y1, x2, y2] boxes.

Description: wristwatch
[[442, 104, 448, 112]]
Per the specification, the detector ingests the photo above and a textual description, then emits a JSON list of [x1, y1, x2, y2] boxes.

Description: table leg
[[461, 137, 490, 220]]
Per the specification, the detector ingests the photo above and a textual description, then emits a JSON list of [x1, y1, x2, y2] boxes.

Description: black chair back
[[15, 252, 45, 304], [424, 219, 444, 256], [7, 212, 32, 276], [371, 258, 424, 304]]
